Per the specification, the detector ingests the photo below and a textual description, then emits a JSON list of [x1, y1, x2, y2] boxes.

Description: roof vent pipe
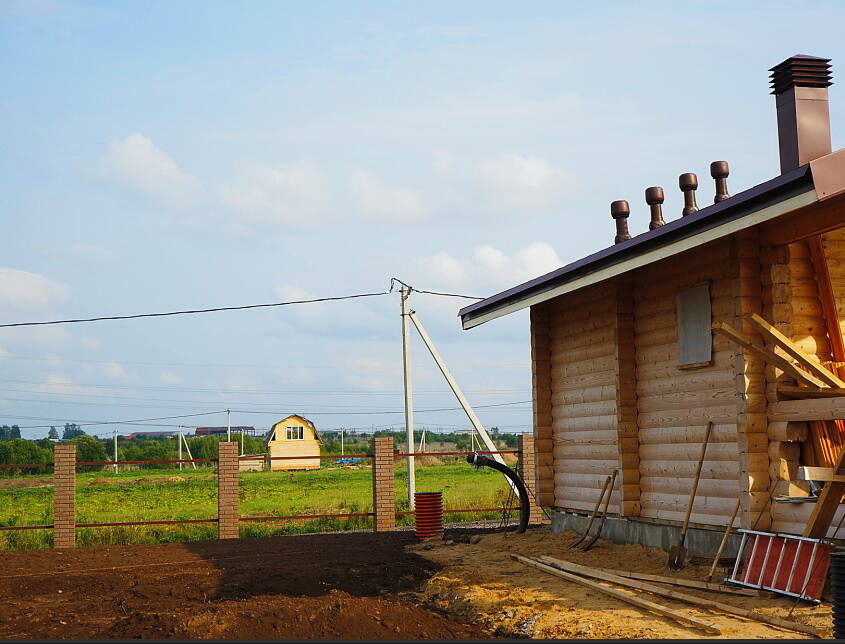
[[679, 173, 699, 216], [710, 161, 730, 202], [645, 187, 665, 229], [770, 54, 833, 173], [610, 200, 631, 243]]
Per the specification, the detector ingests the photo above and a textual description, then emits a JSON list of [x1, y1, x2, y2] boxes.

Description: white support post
[[408, 310, 514, 486], [183, 430, 197, 470], [401, 285, 416, 509], [227, 409, 231, 442], [178, 425, 183, 471], [341, 428, 344, 456], [240, 425, 244, 456], [113, 429, 118, 473]]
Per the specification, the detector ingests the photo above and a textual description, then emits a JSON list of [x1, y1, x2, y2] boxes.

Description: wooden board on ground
[[536, 555, 826, 638], [588, 567, 765, 597], [511, 554, 721, 635]]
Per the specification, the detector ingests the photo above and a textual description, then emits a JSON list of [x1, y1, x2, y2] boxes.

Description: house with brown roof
[[459, 55, 845, 545]]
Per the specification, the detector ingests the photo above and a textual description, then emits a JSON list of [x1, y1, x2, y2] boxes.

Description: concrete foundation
[[551, 510, 742, 559]]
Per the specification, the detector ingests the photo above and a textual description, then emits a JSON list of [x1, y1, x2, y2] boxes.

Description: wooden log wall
[[633, 238, 742, 527], [763, 238, 834, 533], [734, 229, 770, 528], [547, 282, 630, 514], [530, 302, 555, 507]]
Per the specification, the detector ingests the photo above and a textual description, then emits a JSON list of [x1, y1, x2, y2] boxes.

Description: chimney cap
[[769, 54, 832, 95]]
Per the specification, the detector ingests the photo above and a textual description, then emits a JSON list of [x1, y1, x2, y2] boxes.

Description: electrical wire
[[0, 279, 485, 328], [0, 291, 389, 328]]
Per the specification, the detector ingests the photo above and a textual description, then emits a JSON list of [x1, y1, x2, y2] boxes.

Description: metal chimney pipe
[[770, 55, 833, 173]]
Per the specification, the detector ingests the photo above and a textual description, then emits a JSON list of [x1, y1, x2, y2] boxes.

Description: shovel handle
[[680, 421, 713, 539]]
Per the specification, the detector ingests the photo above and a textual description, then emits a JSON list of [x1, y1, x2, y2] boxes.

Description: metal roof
[[459, 164, 816, 330]]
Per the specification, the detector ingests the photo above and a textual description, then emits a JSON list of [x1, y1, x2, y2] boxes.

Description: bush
[[0, 439, 52, 475], [71, 435, 109, 472]]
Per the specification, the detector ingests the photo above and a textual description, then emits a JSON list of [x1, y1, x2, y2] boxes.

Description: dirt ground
[[0, 531, 493, 639], [407, 525, 834, 639]]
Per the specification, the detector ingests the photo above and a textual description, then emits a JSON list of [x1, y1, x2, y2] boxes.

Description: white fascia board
[[462, 189, 818, 330]]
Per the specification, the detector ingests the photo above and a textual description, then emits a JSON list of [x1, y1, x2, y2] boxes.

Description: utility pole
[[113, 429, 118, 473], [340, 428, 344, 456], [178, 425, 183, 471], [401, 285, 416, 509], [227, 409, 231, 442], [240, 425, 244, 456]]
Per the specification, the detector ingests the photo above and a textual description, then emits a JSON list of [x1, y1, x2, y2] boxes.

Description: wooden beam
[[804, 443, 845, 538], [768, 397, 845, 422], [712, 322, 828, 389], [536, 556, 826, 638], [744, 312, 845, 387], [511, 555, 721, 635], [798, 466, 845, 482], [595, 567, 766, 597], [807, 235, 845, 362], [777, 385, 845, 399]]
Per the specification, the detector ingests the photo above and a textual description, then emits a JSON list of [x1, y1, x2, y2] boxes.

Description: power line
[[7, 410, 227, 429], [0, 280, 486, 328], [0, 291, 389, 328], [230, 399, 532, 416]]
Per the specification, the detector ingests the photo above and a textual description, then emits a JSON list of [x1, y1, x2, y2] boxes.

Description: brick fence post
[[217, 442, 240, 539], [518, 433, 544, 525], [53, 444, 76, 549], [372, 437, 395, 532]]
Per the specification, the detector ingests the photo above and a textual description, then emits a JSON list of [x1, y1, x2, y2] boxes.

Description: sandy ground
[[406, 525, 833, 639]]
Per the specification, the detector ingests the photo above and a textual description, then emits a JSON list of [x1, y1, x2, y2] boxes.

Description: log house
[[460, 55, 845, 540]]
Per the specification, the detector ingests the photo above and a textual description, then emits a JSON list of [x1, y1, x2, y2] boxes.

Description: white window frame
[[286, 425, 305, 440]]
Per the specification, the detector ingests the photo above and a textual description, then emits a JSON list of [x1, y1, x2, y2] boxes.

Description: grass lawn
[[0, 463, 511, 550]]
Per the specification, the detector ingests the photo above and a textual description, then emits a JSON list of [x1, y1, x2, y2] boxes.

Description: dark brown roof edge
[[459, 164, 813, 326]]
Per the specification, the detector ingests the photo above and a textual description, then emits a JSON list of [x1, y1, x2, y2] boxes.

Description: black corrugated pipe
[[466, 453, 529, 533]]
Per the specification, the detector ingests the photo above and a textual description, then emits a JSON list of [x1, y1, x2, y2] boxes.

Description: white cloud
[[0, 345, 7, 359], [414, 242, 562, 293], [0, 268, 68, 309], [159, 371, 184, 386], [98, 133, 201, 206], [474, 153, 576, 213], [219, 162, 329, 227], [348, 169, 426, 222], [38, 374, 92, 396], [102, 361, 127, 380]]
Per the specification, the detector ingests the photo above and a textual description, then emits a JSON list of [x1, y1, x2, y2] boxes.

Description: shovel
[[581, 469, 617, 552], [568, 474, 611, 549], [667, 420, 713, 570]]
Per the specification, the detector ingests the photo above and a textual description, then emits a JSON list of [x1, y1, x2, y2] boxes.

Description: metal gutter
[[459, 165, 815, 330]]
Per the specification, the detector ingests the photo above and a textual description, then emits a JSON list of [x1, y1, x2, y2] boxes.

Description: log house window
[[286, 426, 304, 440], [676, 282, 713, 368]]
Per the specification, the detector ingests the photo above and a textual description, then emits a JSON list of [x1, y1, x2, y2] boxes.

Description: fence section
[[0, 436, 536, 549]]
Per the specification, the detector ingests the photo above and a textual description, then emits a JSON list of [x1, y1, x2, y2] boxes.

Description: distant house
[[266, 414, 322, 471], [119, 431, 177, 440], [194, 426, 257, 437]]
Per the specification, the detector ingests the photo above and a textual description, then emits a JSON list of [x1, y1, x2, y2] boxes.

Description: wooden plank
[[769, 397, 845, 421], [808, 235, 845, 361], [511, 555, 721, 635], [804, 443, 845, 538], [536, 556, 826, 638], [798, 466, 845, 482], [744, 312, 845, 387], [712, 322, 828, 388], [777, 385, 845, 399], [594, 566, 766, 597]]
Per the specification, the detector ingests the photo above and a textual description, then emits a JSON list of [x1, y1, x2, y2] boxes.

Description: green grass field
[[0, 463, 511, 551]]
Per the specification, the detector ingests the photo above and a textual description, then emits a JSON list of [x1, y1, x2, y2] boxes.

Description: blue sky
[[1, 1, 844, 439]]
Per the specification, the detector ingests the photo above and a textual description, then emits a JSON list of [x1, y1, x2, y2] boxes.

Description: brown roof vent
[[770, 54, 833, 173]]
